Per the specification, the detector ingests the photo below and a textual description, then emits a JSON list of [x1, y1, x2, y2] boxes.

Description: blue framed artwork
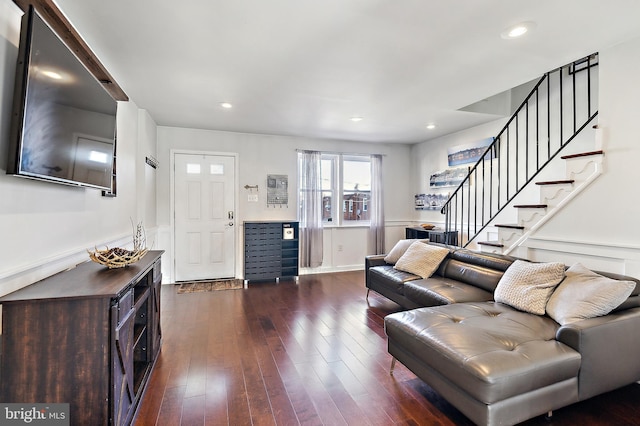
[[447, 137, 495, 166]]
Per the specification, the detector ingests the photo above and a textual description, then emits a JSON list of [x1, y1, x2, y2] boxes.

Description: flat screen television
[[7, 6, 117, 192]]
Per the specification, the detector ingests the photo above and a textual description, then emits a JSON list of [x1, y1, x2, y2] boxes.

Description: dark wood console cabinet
[[0, 250, 163, 426], [405, 226, 459, 246]]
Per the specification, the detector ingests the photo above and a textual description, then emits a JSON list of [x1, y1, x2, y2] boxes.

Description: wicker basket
[[88, 247, 149, 269]]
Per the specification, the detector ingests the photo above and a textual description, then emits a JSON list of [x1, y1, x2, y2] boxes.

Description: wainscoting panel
[[525, 236, 640, 277]]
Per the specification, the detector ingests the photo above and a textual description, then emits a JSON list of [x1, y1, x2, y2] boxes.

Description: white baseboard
[[299, 264, 364, 275]]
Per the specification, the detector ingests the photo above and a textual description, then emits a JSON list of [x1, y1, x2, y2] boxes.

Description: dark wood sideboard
[[0, 250, 164, 426], [405, 226, 459, 246]]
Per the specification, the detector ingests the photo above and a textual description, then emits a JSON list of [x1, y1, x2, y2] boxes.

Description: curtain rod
[[296, 149, 385, 157]]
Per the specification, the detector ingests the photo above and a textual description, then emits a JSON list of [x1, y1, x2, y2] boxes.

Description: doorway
[[173, 152, 236, 281]]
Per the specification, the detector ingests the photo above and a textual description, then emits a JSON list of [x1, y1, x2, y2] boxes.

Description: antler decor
[[88, 221, 149, 268]]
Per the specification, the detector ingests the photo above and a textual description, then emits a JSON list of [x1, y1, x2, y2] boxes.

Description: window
[[304, 153, 371, 225], [186, 163, 201, 174], [210, 164, 224, 174], [342, 157, 371, 222]]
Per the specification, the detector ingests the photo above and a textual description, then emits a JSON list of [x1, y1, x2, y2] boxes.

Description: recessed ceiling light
[[350, 116, 364, 122], [501, 21, 536, 39], [426, 124, 436, 130], [220, 102, 233, 109]]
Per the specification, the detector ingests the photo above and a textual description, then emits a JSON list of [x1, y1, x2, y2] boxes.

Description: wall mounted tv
[[7, 6, 117, 192]]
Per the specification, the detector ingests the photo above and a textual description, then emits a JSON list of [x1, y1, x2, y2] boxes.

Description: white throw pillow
[[393, 242, 449, 279], [384, 239, 429, 264], [546, 263, 636, 325], [494, 260, 566, 315]]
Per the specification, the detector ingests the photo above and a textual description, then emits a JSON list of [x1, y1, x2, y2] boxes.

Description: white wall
[[156, 126, 414, 281], [137, 109, 158, 230], [0, 0, 156, 296]]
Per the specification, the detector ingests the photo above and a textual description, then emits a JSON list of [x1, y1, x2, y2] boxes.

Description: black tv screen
[[7, 6, 117, 191]]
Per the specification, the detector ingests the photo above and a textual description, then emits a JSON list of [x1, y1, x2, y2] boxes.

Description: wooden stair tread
[[477, 241, 504, 247], [561, 150, 604, 160], [514, 204, 547, 208], [495, 224, 525, 229], [535, 179, 575, 185]]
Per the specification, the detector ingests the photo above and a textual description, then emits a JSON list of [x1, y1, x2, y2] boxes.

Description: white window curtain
[[368, 154, 385, 255], [298, 151, 324, 268]]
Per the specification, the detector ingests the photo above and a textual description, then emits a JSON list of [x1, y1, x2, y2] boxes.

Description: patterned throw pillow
[[546, 263, 636, 325], [494, 260, 565, 315], [393, 242, 450, 279], [384, 239, 429, 264]]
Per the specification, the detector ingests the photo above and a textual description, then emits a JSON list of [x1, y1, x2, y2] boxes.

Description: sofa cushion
[[403, 277, 493, 307], [369, 265, 420, 294], [591, 271, 640, 312], [394, 242, 450, 279], [448, 249, 516, 272], [547, 263, 636, 325], [384, 239, 429, 264], [437, 259, 507, 293], [494, 260, 565, 315], [384, 302, 581, 404]]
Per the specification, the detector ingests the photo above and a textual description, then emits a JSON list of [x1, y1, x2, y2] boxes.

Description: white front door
[[174, 153, 236, 281]]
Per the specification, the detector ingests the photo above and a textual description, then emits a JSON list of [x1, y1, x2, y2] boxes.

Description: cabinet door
[[244, 222, 282, 280], [112, 304, 135, 426]]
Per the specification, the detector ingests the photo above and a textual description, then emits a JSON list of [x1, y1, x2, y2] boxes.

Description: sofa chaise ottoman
[[370, 240, 640, 425]]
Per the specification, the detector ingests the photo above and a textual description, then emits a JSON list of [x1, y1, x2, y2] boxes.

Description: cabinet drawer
[[245, 248, 282, 257], [245, 255, 281, 265], [244, 241, 282, 251]]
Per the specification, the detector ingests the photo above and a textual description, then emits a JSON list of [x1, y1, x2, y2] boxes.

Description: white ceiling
[[52, 0, 640, 144]]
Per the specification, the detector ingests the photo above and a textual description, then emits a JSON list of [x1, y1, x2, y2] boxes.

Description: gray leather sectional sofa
[[366, 243, 640, 426]]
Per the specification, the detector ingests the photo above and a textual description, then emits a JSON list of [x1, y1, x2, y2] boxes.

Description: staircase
[[442, 53, 599, 250], [477, 149, 603, 255]]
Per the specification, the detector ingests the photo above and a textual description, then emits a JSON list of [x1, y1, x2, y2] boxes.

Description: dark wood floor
[[134, 271, 640, 426]]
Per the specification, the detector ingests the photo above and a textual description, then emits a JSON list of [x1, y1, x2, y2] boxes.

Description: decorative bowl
[[88, 247, 148, 269], [88, 221, 148, 268], [420, 223, 435, 230]]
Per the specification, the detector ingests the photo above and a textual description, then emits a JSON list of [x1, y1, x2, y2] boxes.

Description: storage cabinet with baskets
[[244, 221, 299, 283]]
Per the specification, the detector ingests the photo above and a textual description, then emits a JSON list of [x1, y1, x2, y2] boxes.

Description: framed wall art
[[447, 137, 495, 166], [267, 174, 288, 207], [415, 193, 449, 211], [429, 167, 469, 188]]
